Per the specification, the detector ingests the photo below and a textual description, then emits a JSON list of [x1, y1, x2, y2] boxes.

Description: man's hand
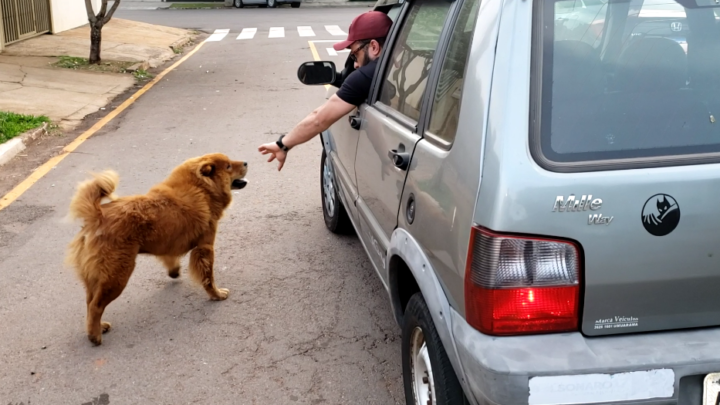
[[258, 95, 355, 172], [258, 142, 287, 171]]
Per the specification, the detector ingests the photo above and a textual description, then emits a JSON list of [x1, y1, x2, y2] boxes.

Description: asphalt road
[[0, 8, 404, 405], [116, 6, 372, 34]]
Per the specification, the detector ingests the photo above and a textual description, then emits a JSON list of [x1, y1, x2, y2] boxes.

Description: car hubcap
[[323, 158, 336, 217], [410, 327, 436, 405]]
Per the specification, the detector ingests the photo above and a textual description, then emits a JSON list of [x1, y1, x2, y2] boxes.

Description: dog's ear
[[200, 163, 215, 177]]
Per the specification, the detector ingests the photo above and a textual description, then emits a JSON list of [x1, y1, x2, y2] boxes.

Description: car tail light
[[464, 226, 581, 335]]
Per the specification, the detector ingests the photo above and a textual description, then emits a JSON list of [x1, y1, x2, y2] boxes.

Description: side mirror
[[297, 61, 337, 85]]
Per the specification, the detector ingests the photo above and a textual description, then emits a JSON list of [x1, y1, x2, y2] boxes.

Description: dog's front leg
[[159, 255, 182, 279], [189, 244, 229, 301]]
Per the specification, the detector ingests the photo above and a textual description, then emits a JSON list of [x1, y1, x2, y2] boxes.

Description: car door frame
[[352, 0, 462, 288]]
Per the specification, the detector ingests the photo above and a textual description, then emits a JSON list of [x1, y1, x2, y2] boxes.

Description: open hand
[[258, 142, 287, 171]]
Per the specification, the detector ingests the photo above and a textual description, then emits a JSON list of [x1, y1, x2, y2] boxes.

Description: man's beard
[[360, 50, 372, 67]]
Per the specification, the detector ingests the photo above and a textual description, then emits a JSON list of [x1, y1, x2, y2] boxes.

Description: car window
[[426, 0, 481, 144], [554, 0, 608, 47], [536, 0, 720, 167], [377, 0, 453, 122]]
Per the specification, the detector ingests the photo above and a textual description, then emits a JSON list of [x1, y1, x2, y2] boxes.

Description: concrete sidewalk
[[0, 19, 195, 131]]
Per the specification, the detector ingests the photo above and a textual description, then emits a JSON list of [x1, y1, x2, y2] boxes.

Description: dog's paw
[[88, 334, 102, 346], [168, 267, 180, 279], [210, 288, 229, 301], [102, 322, 112, 334]]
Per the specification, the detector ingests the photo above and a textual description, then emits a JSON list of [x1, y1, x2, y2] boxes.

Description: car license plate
[[704, 373, 720, 405]]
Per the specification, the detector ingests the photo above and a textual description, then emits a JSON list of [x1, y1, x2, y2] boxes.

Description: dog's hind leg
[[85, 258, 134, 346], [189, 242, 229, 301], [159, 256, 182, 279], [85, 287, 114, 346]]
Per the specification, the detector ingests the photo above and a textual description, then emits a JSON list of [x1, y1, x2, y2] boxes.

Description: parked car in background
[[298, 0, 720, 402]]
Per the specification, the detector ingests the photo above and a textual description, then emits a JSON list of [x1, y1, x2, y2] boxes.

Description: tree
[[85, 0, 121, 64]]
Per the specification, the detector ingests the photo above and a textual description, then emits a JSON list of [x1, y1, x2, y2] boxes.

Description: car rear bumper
[[449, 309, 720, 405]]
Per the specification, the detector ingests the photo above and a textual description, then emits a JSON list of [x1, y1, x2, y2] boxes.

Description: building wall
[[50, 0, 102, 33]]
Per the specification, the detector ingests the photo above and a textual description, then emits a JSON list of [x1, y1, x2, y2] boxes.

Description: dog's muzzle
[[231, 179, 248, 190]]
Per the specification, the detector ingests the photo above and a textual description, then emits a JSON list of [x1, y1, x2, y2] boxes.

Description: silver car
[[297, 0, 720, 402]]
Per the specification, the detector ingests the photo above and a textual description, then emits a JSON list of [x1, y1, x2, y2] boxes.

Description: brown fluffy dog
[[65, 153, 248, 346]]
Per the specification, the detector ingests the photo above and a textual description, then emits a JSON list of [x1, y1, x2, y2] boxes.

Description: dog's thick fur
[[65, 153, 248, 346]]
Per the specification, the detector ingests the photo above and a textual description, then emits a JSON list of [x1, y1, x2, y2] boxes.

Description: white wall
[[50, 0, 102, 33]]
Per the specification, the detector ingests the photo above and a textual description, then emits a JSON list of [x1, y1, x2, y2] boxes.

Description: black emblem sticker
[[642, 194, 680, 236]]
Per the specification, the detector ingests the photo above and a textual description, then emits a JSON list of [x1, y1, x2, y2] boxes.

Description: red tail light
[[464, 227, 581, 335]]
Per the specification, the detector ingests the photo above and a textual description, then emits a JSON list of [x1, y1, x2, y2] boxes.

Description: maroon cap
[[333, 11, 392, 51]]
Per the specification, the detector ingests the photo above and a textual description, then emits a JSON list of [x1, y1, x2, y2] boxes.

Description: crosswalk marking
[[207, 29, 229, 42], [297, 26, 315, 37], [206, 26, 349, 42], [325, 25, 346, 36], [269, 27, 285, 38], [326, 48, 350, 56], [237, 28, 257, 40]]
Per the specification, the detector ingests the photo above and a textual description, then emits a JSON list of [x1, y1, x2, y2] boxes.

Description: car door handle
[[349, 115, 361, 130], [388, 149, 410, 170]]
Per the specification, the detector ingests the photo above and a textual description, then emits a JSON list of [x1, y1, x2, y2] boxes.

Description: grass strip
[[0, 112, 49, 144]]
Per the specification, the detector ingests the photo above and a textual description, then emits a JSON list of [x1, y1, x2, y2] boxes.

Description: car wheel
[[321, 149, 353, 234], [267, 0, 277, 8], [291, 2, 301, 7], [233, 0, 244, 7], [402, 293, 467, 405]]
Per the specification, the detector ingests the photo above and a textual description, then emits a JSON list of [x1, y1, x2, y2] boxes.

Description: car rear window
[[535, 0, 720, 167]]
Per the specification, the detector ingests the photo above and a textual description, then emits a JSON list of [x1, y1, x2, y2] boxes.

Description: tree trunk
[[86, 0, 120, 65], [89, 23, 102, 64]]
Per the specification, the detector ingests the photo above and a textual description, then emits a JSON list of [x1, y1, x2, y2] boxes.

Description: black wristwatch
[[276, 135, 290, 152]]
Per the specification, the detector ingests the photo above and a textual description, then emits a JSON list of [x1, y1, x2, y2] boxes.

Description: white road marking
[[325, 25, 346, 36], [207, 29, 229, 42], [237, 28, 257, 40], [297, 26, 315, 37], [269, 27, 285, 38], [326, 48, 349, 56]]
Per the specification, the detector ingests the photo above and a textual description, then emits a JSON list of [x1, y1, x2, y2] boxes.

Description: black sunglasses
[[350, 41, 371, 62]]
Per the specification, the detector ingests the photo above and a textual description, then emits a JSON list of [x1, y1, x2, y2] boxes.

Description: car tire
[[267, 0, 277, 8], [321, 149, 353, 235], [233, 0, 244, 7], [402, 293, 467, 405], [291, 2, 301, 7]]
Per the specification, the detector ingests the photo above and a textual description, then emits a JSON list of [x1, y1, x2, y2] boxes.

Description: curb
[[170, 35, 193, 51], [127, 61, 150, 72], [0, 123, 49, 167]]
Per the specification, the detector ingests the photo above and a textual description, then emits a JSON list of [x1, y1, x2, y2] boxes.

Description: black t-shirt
[[336, 59, 378, 107]]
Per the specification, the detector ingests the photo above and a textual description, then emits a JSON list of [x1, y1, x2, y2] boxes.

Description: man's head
[[333, 11, 392, 68]]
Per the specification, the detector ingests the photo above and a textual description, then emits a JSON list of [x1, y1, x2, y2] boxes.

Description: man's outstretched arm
[[258, 94, 356, 171]]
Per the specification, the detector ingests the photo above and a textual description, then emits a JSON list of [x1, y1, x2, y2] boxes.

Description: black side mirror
[[297, 61, 337, 85]]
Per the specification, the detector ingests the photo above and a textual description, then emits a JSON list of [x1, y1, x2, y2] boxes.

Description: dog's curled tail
[[69, 170, 119, 225]]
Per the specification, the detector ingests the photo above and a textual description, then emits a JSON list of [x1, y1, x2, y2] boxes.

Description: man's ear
[[200, 163, 215, 177]]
